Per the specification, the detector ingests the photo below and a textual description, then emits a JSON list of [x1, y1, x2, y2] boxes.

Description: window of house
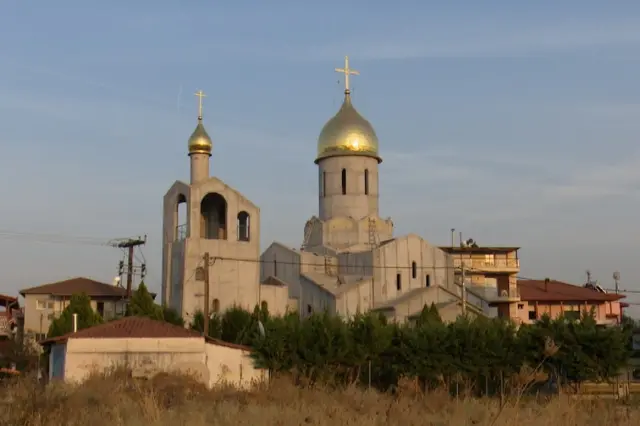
[[96, 302, 105, 318], [341, 169, 347, 195], [564, 311, 580, 321], [528, 311, 537, 320], [425, 275, 431, 287], [36, 300, 52, 310], [518, 304, 524, 310], [307, 304, 313, 314], [411, 262, 417, 279], [485, 254, 495, 265], [396, 273, 402, 291]]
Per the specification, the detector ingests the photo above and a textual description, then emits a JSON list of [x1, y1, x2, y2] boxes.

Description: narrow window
[[411, 261, 417, 279], [273, 259, 277, 276], [341, 169, 347, 195], [396, 273, 402, 291], [425, 275, 431, 287], [212, 298, 220, 313], [322, 171, 327, 197], [364, 169, 369, 195]]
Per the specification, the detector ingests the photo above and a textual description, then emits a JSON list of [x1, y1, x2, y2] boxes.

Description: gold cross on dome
[[194, 90, 206, 119], [335, 56, 359, 92]]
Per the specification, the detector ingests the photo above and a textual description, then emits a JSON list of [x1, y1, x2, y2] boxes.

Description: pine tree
[[126, 281, 162, 320], [47, 293, 103, 338]]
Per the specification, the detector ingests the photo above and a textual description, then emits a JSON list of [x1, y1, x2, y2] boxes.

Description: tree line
[[41, 286, 635, 394]]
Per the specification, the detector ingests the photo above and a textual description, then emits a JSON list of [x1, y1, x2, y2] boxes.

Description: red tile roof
[[518, 279, 625, 302], [19, 277, 157, 299], [39, 316, 251, 351], [20, 277, 127, 298]]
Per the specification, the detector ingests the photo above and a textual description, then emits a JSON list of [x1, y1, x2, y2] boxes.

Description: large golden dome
[[188, 118, 212, 156], [316, 90, 381, 164]]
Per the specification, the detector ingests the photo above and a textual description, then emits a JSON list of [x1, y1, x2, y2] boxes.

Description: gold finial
[[194, 90, 206, 120], [335, 56, 359, 94]]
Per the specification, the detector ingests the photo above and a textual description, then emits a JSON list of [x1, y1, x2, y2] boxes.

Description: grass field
[[0, 372, 639, 425]]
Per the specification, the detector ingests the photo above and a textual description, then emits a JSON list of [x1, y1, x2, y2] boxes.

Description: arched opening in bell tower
[[200, 192, 227, 240], [175, 194, 187, 241]]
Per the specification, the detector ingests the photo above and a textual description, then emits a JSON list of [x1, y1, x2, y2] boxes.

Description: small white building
[[40, 316, 265, 389]]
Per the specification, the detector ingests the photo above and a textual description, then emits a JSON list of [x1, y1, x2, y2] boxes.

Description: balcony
[[453, 258, 520, 274], [488, 289, 521, 304]]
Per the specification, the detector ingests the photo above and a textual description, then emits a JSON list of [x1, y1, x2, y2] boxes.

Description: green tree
[[161, 305, 185, 326], [126, 281, 162, 320], [47, 293, 103, 338]]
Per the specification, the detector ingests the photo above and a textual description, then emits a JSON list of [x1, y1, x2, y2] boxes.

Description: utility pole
[[116, 236, 147, 298], [203, 252, 211, 337], [461, 264, 466, 314]]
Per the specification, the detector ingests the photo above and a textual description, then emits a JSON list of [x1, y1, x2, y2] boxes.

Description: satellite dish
[[113, 276, 121, 287], [613, 271, 621, 281]]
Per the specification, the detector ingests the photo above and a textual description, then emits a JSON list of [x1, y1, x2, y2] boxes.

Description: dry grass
[[0, 372, 638, 426]]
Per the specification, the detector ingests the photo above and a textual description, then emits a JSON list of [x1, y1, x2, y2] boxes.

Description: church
[[161, 57, 485, 325]]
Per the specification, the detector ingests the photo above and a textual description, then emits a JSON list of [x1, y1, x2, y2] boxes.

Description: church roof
[[261, 276, 288, 287]]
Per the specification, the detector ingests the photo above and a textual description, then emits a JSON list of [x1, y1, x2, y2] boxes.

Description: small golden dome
[[188, 118, 212, 156], [316, 90, 380, 164]]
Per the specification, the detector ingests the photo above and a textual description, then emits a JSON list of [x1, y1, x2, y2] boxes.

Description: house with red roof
[[20, 277, 156, 341], [508, 279, 626, 325], [39, 316, 264, 389]]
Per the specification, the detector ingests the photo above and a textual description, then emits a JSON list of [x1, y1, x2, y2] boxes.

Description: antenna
[[586, 270, 592, 284], [613, 271, 621, 294]]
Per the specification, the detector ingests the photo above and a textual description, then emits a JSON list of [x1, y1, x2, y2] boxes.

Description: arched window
[[212, 298, 220, 313], [396, 273, 402, 291], [200, 193, 227, 239], [341, 168, 347, 195], [260, 300, 268, 312], [321, 171, 327, 197], [364, 169, 369, 195], [425, 275, 431, 287], [237, 211, 250, 241], [411, 261, 417, 279]]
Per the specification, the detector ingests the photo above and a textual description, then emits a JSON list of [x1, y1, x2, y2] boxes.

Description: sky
[[1, 1, 639, 315]]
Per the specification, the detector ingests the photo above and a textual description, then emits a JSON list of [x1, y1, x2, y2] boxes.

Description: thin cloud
[[307, 21, 640, 61]]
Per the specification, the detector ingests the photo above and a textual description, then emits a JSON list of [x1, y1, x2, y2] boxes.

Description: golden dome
[[188, 118, 212, 156], [316, 90, 381, 164]]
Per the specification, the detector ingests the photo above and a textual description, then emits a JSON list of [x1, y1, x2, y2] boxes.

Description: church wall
[[337, 251, 374, 276], [173, 179, 263, 323], [373, 235, 454, 304], [391, 287, 458, 321], [335, 280, 373, 318], [318, 156, 379, 221], [258, 284, 289, 317], [169, 243, 185, 314], [299, 275, 336, 317], [181, 237, 260, 322], [260, 244, 301, 291]]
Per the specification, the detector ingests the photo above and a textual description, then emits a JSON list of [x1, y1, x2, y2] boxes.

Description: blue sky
[[1, 1, 640, 314]]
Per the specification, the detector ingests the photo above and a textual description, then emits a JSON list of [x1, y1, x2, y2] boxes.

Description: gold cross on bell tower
[[194, 90, 206, 120], [335, 56, 359, 93]]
